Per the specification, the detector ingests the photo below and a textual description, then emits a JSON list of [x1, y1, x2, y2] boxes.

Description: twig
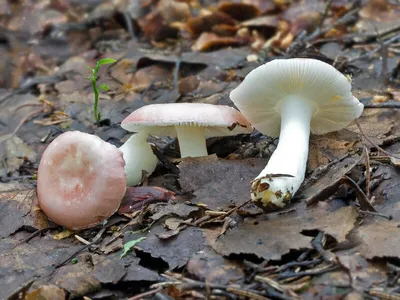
[[127, 287, 162, 300], [355, 120, 400, 160], [364, 147, 371, 198], [14, 226, 58, 247], [358, 209, 392, 220], [364, 102, 400, 109], [317, 0, 333, 29], [343, 175, 377, 212], [311, 232, 336, 263], [368, 288, 400, 300], [226, 286, 270, 300], [277, 258, 323, 272], [278, 265, 339, 279], [55, 227, 106, 268]]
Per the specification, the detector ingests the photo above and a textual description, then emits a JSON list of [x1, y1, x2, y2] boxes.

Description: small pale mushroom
[[229, 58, 364, 210], [37, 131, 127, 230], [119, 132, 158, 186], [121, 103, 253, 159]]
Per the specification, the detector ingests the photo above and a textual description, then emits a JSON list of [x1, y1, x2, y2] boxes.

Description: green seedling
[[120, 237, 146, 258], [87, 58, 116, 123]]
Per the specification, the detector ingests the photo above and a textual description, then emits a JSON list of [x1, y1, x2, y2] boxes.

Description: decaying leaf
[[192, 32, 244, 52], [208, 202, 358, 260], [25, 285, 66, 300], [118, 186, 176, 214], [179, 155, 265, 210], [0, 189, 48, 238], [149, 202, 200, 222], [356, 220, 400, 259], [92, 257, 126, 284], [130, 224, 205, 270], [187, 250, 244, 285]]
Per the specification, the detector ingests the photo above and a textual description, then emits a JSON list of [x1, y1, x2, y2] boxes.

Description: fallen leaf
[[192, 32, 244, 52], [308, 131, 361, 170], [356, 220, 400, 259], [208, 202, 358, 260], [130, 225, 205, 270], [50, 261, 101, 298], [0, 189, 48, 238], [118, 186, 176, 214], [149, 202, 199, 222], [179, 155, 266, 210], [25, 285, 66, 300], [0, 136, 37, 174], [155, 225, 186, 240], [338, 253, 386, 292], [187, 250, 244, 285], [92, 257, 126, 284], [186, 11, 236, 37], [0, 234, 85, 299]]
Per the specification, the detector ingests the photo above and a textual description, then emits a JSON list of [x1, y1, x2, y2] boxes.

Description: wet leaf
[[93, 257, 126, 284], [187, 250, 244, 285], [50, 261, 101, 298], [130, 225, 205, 270], [149, 202, 199, 222], [179, 155, 266, 210], [208, 202, 358, 260], [338, 254, 386, 292]]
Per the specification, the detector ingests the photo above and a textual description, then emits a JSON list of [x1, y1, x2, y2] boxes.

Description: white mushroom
[[230, 58, 364, 210], [121, 103, 252, 158], [119, 132, 158, 186]]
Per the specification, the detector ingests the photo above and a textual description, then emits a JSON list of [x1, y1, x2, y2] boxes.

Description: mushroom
[[121, 103, 253, 158], [229, 58, 364, 210], [119, 132, 158, 186], [37, 131, 127, 230]]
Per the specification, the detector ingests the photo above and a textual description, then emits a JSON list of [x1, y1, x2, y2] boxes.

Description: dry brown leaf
[[192, 32, 244, 52], [356, 220, 400, 259], [186, 11, 236, 37], [25, 285, 66, 300]]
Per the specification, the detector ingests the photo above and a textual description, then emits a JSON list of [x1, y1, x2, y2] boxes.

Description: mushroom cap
[[37, 131, 127, 230], [121, 103, 253, 138], [229, 58, 364, 138]]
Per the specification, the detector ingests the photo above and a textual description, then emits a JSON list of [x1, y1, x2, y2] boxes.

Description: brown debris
[[186, 11, 237, 37], [218, 1, 261, 21]]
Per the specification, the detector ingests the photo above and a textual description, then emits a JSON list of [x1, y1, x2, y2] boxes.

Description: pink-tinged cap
[[120, 103, 253, 137], [37, 131, 127, 230]]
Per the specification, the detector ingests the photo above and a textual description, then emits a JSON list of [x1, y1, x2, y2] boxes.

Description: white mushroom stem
[[251, 96, 316, 208], [119, 132, 158, 186], [175, 126, 208, 158]]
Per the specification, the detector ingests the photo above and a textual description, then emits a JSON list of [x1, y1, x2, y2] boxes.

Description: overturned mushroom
[[121, 103, 253, 158], [230, 58, 364, 210], [37, 131, 127, 230]]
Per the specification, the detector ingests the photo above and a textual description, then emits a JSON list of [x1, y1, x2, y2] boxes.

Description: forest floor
[[1, 0, 400, 299]]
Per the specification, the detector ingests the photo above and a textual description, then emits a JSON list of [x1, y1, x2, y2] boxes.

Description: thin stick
[[364, 147, 371, 199], [127, 287, 162, 300], [359, 209, 392, 220]]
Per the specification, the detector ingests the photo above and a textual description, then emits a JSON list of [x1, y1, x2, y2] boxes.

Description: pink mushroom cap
[[37, 131, 127, 230]]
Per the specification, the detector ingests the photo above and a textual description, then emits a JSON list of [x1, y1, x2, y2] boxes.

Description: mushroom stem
[[119, 132, 158, 186], [175, 126, 208, 158], [251, 96, 315, 208]]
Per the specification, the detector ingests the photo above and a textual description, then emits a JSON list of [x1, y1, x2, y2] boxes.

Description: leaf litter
[[1, 0, 400, 298]]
